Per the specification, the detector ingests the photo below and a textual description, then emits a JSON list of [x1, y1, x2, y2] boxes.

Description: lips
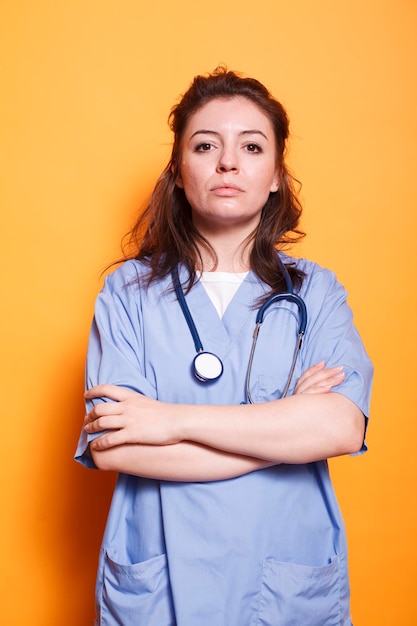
[[212, 182, 242, 190], [211, 182, 243, 195]]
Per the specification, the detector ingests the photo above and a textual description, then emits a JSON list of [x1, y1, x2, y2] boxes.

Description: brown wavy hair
[[123, 67, 305, 294]]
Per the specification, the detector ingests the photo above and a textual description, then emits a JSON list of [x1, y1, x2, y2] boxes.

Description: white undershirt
[[199, 271, 249, 318]]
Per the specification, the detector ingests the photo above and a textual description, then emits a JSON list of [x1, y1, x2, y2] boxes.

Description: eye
[[245, 143, 262, 153], [195, 142, 214, 152]]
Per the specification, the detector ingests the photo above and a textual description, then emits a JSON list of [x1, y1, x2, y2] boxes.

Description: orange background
[[1, 1, 416, 624]]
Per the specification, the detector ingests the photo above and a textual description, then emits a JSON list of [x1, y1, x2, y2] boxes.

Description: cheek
[[249, 170, 277, 198], [180, 167, 205, 198]]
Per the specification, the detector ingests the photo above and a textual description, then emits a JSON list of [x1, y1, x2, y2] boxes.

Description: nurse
[[76, 67, 373, 625]]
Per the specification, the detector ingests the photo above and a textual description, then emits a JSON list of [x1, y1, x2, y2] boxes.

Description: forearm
[[91, 440, 275, 481], [176, 392, 365, 464], [85, 378, 365, 467]]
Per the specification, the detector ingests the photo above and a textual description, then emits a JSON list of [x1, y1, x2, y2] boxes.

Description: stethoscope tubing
[[172, 259, 307, 399], [256, 292, 307, 332], [172, 266, 204, 353]]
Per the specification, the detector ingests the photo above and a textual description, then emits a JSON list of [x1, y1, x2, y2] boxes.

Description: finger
[[294, 363, 325, 392], [299, 361, 326, 381], [84, 401, 123, 425], [295, 362, 326, 388], [297, 372, 344, 393], [85, 384, 132, 402], [90, 430, 129, 451], [302, 366, 343, 385], [295, 368, 345, 394], [84, 414, 124, 433], [321, 368, 345, 385], [300, 384, 333, 395]]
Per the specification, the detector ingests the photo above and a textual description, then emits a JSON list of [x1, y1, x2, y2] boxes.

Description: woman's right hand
[[294, 362, 345, 395]]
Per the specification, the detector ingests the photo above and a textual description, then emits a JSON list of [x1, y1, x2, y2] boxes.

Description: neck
[[198, 235, 252, 273], [195, 222, 255, 273]]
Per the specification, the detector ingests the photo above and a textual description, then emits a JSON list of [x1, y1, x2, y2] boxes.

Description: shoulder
[[93, 261, 148, 315], [280, 252, 344, 298], [99, 260, 160, 301], [98, 260, 174, 310], [101, 259, 144, 290]]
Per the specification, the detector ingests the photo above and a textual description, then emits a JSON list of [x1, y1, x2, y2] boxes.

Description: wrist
[[171, 402, 193, 443], [177, 403, 206, 443]]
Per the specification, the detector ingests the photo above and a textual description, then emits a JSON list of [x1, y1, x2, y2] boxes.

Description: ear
[[171, 162, 184, 188], [270, 174, 279, 193]]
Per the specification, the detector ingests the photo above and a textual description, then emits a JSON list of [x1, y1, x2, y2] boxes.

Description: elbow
[[341, 409, 366, 455], [90, 446, 115, 471], [327, 394, 366, 456]]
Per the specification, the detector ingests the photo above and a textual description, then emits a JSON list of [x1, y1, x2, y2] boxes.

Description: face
[[175, 97, 279, 236]]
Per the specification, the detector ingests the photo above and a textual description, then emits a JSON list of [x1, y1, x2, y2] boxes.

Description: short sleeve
[[300, 264, 374, 453], [74, 262, 156, 468]]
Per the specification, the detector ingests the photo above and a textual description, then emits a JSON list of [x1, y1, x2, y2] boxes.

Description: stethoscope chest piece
[[193, 351, 223, 382]]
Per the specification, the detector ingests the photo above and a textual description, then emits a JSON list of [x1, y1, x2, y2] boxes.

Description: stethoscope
[[172, 259, 307, 403]]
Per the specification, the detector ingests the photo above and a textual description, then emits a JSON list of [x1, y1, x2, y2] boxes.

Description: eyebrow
[[189, 129, 269, 141]]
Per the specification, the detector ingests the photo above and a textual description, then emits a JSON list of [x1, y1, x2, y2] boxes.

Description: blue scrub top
[[75, 255, 373, 626]]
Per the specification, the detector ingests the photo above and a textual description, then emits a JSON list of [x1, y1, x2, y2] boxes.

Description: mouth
[[211, 183, 243, 195], [212, 182, 242, 190]]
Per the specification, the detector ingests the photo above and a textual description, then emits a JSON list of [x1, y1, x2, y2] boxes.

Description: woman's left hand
[[84, 385, 179, 450], [294, 362, 345, 395]]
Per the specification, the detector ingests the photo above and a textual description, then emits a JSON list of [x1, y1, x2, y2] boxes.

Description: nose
[[216, 145, 239, 173]]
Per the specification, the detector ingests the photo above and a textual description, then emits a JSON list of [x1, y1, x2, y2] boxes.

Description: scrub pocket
[[99, 551, 175, 626], [256, 557, 341, 626], [255, 375, 293, 403]]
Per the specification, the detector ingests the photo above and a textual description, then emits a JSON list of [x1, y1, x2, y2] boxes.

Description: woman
[[75, 68, 373, 625]]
